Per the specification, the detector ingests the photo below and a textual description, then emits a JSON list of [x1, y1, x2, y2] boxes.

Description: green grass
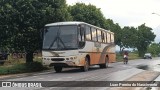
[[0, 61, 48, 75], [0, 54, 49, 75], [116, 52, 141, 62]]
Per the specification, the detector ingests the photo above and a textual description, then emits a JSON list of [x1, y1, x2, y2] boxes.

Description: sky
[[66, 0, 160, 43]]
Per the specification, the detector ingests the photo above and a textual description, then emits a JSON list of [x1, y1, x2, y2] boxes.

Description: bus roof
[[45, 21, 84, 26], [45, 21, 114, 34]]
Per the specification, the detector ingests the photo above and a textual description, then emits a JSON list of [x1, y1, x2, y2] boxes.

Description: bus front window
[[43, 25, 78, 50]]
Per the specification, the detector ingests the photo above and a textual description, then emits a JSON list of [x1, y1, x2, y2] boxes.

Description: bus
[[42, 21, 116, 72]]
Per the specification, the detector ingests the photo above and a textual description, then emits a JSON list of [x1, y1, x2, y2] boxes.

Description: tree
[[121, 26, 137, 49], [136, 24, 156, 57], [68, 3, 106, 28], [147, 43, 160, 56], [0, 0, 72, 63]]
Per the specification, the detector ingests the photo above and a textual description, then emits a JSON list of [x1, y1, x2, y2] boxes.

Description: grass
[[0, 61, 48, 75], [0, 54, 48, 75], [116, 52, 142, 62]]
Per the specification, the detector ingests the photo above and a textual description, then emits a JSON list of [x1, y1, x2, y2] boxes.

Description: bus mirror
[[40, 28, 44, 38], [44, 27, 48, 34]]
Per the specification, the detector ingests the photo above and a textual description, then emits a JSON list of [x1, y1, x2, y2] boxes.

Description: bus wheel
[[81, 57, 89, 72], [99, 56, 108, 68], [54, 66, 62, 73]]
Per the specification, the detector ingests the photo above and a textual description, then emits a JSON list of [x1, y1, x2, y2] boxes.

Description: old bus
[[42, 21, 116, 72]]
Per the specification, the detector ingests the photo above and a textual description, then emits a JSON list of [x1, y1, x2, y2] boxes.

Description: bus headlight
[[70, 57, 73, 60], [66, 58, 69, 60]]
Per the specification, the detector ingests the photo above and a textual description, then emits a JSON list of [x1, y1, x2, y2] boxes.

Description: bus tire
[[81, 57, 89, 72], [99, 56, 108, 68], [54, 66, 62, 73]]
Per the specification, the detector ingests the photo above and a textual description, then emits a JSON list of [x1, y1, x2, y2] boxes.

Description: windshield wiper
[[48, 28, 59, 49], [58, 37, 67, 49], [48, 32, 66, 49]]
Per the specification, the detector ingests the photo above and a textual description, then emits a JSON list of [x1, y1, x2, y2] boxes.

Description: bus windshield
[[43, 25, 78, 50]]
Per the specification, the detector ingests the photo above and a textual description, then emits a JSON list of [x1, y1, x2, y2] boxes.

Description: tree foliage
[[121, 26, 137, 49], [0, 0, 72, 62], [136, 24, 156, 57], [68, 3, 106, 28], [147, 43, 160, 56], [121, 24, 156, 57]]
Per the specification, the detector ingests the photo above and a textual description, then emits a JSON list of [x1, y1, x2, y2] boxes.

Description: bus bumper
[[42, 56, 81, 67]]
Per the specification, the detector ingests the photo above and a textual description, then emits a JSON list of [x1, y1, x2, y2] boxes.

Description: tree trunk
[[26, 51, 33, 63], [138, 49, 145, 57]]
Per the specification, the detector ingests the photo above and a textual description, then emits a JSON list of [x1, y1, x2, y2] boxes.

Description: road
[[1, 58, 160, 90]]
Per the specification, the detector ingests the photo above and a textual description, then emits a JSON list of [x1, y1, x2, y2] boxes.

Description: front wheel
[[80, 57, 89, 72], [54, 66, 62, 73]]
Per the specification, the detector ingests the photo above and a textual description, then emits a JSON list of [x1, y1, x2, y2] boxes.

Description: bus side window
[[91, 28, 97, 41], [78, 25, 85, 48], [86, 25, 91, 40], [107, 32, 111, 43], [97, 29, 102, 42], [78, 25, 85, 42], [111, 33, 114, 43], [101, 31, 105, 43]]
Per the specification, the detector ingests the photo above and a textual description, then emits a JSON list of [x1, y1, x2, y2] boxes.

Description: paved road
[[1, 57, 160, 90]]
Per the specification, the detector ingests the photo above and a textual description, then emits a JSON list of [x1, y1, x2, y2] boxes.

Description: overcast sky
[[66, 0, 160, 43]]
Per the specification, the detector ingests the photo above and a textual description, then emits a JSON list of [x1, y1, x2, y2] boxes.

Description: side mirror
[[39, 28, 44, 39], [44, 27, 48, 34]]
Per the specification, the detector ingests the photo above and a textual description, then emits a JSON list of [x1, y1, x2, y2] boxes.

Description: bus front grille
[[51, 58, 65, 61]]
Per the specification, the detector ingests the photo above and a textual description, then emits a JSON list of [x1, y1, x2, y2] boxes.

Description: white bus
[[42, 21, 116, 72]]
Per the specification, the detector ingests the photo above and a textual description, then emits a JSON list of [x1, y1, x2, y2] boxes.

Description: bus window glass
[[111, 33, 114, 43], [91, 28, 97, 41], [107, 32, 111, 43], [97, 30, 102, 42], [43, 25, 78, 50], [78, 25, 85, 48], [78, 25, 85, 42], [86, 25, 91, 40], [101, 31, 105, 43]]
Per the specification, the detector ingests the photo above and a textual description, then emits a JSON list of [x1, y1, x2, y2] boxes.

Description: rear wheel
[[54, 66, 62, 73], [81, 57, 89, 72], [99, 56, 108, 68]]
